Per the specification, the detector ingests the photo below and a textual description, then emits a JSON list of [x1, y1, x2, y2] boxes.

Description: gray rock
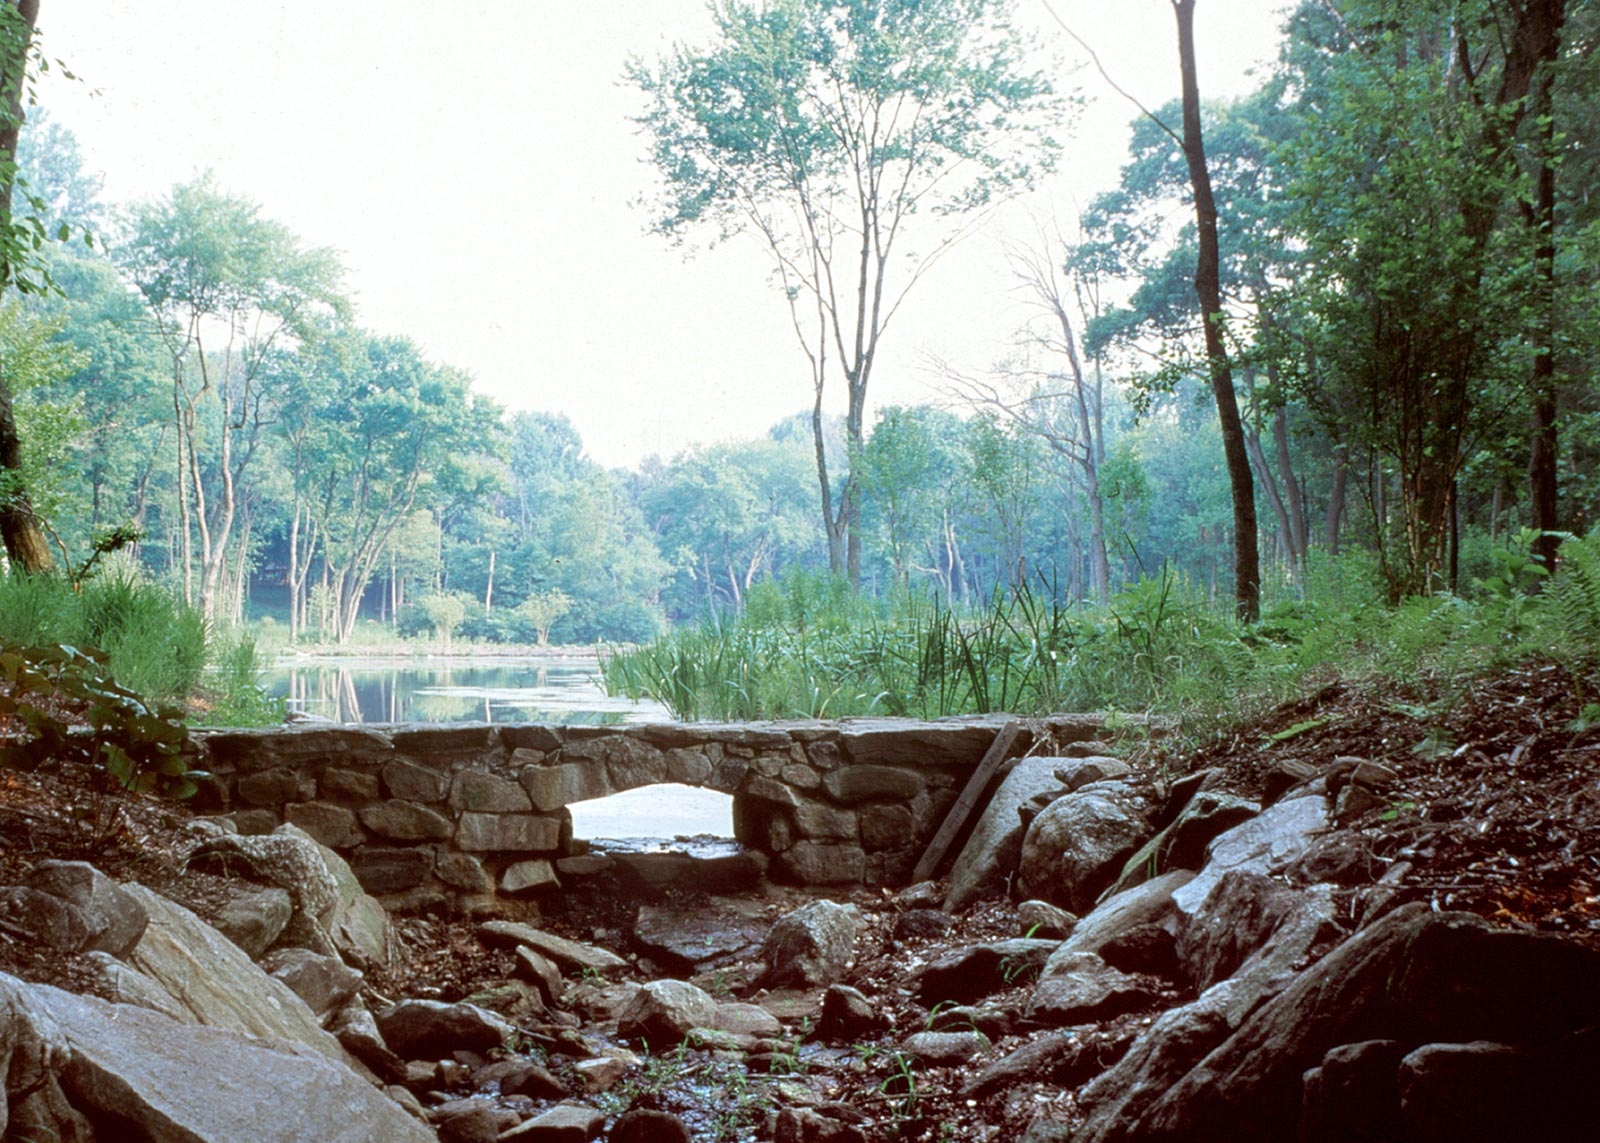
[[450, 768, 534, 813], [1, 971, 432, 1142], [714, 1001, 783, 1037], [618, 979, 719, 1047], [912, 939, 1060, 1006], [817, 984, 882, 1041], [500, 1102, 605, 1141], [212, 887, 294, 959], [435, 850, 495, 893], [357, 799, 454, 841], [959, 1032, 1100, 1102], [377, 999, 514, 1058], [1053, 756, 1133, 791], [283, 800, 366, 849], [1170, 794, 1330, 921], [122, 884, 360, 1070], [349, 846, 433, 895], [79, 950, 190, 1023], [1071, 980, 1250, 1142], [1128, 905, 1600, 1143], [1017, 781, 1150, 911], [900, 1029, 991, 1065], [1176, 870, 1304, 990], [500, 1060, 567, 1098], [945, 757, 1069, 911], [761, 900, 862, 987], [513, 946, 566, 1005], [500, 858, 559, 895], [20, 860, 148, 956], [478, 920, 629, 975], [381, 757, 451, 803], [263, 947, 364, 1019], [329, 1002, 405, 1081], [776, 840, 866, 884], [1026, 951, 1156, 1024], [1055, 870, 1193, 959], [1017, 900, 1077, 939], [822, 765, 924, 804], [894, 908, 955, 942], [435, 1102, 503, 1143], [455, 811, 562, 852]]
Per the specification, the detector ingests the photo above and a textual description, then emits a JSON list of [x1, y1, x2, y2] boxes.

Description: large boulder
[[912, 939, 1060, 1006], [761, 900, 862, 988], [0, 971, 433, 1143], [377, 999, 514, 1059], [945, 757, 1070, 911], [1017, 782, 1150, 912], [1103, 905, 1600, 1142], [7, 861, 149, 957], [1106, 791, 1258, 897], [121, 884, 362, 1070]]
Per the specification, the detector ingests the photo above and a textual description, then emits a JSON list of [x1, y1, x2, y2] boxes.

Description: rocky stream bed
[[0, 660, 1596, 1141]]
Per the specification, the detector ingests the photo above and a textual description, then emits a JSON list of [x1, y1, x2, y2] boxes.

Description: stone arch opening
[[566, 782, 734, 853]]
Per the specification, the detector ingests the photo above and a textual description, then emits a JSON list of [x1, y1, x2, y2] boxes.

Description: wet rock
[[1054, 870, 1193, 959], [1170, 795, 1330, 921], [911, 939, 1059, 1006], [1017, 900, 1077, 939], [1017, 781, 1150, 911], [1177, 870, 1303, 990], [617, 979, 719, 1047], [611, 1108, 693, 1143], [900, 1029, 991, 1065], [263, 947, 364, 1019], [1261, 759, 1317, 806], [944, 757, 1070, 910], [377, 999, 514, 1058], [478, 920, 630, 976], [816, 984, 882, 1041], [1026, 951, 1157, 1025], [1106, 790, 1259, 897], [761, 900, 861, 987], [1072, 980, 1249, 1142], [1285, 829, 1379, 886], [773, 1106, 869, 1143], [959, 1032, 1103, 1102], [633, 900, 767, 974], [434, 1101, 504, 1143], [212, 887, 294, 958]]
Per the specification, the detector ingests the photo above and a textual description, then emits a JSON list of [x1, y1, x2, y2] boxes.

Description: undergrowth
[[603, 532, 1600, 738]]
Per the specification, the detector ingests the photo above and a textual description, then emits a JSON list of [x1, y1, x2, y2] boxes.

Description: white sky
[[35, 1, 1289, 470]]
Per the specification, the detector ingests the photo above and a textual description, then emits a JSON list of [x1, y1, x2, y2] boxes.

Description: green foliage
[[417, 591, 470, 644], [0, 641, 201, 802]]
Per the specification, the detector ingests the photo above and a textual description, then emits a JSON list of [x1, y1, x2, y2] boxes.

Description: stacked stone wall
[[195, 715, 1107, 913]]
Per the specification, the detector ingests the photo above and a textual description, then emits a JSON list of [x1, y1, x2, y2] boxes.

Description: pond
[[262, 654, 672, 726]]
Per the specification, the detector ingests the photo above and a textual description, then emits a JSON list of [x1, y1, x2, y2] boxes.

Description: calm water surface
[[263, 655, 671, 725]]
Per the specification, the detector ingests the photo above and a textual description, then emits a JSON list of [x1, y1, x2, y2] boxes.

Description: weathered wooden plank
[[911, 720, 1022, 885]]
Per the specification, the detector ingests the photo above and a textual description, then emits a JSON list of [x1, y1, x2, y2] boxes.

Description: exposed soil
[[2, 657, 1597, 1140]]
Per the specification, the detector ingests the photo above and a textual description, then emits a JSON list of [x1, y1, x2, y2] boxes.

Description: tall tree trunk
[[1173, 0, 1259, 621], [0, 0, 52, 573], [1325, 450, 1348, 555], [1527, 73, 1559, 573]]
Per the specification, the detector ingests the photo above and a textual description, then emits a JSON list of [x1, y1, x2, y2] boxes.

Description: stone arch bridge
[[195, 715, 1109, 913]]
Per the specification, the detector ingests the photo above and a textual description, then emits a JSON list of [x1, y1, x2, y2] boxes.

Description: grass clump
[[603, 531, 1600, 735], [0, 566, 281, 726]]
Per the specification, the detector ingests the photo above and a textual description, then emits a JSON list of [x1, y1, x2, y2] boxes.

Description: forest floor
[[1, 658, 1597, 1140]]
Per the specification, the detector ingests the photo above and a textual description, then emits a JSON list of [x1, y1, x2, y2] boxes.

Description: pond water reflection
[[263, 655, 671, 725]]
